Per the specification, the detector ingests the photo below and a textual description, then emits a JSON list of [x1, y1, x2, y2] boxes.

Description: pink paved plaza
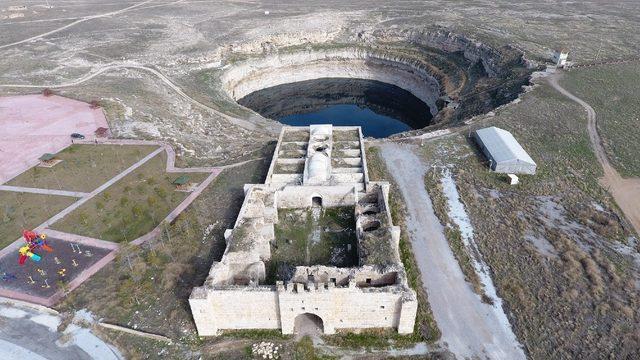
[[0, 94, 108, 184]]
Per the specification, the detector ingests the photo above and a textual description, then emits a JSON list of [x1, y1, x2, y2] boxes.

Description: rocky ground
[[2, 1, 640, 359], [1, 0, 639, 166]]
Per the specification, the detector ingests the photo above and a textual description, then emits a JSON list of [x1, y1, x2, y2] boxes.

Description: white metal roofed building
[[473, 126, 537, 175]]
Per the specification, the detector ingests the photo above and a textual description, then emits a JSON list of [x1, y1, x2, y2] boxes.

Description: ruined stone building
[[190, 125, 417, 336]]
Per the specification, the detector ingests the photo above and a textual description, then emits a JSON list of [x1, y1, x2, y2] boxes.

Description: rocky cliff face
[[221, 48, 443, 116], [216, 28, 533, 132], [364, 28, 526, 78]]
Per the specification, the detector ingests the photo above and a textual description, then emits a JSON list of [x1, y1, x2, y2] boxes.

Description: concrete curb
[[98, 322, 172, 343], [0, 295, 60, 315]]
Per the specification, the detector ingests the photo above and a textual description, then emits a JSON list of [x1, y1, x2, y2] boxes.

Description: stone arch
[[294, 312, 324, 336], [311, 195, 323, 207]]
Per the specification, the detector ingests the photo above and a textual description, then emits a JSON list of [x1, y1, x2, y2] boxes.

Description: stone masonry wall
[[190, 287, 281, 336], [275, 185, 357, 209], [278, 282, 417, 335], [190, 282, 417, 336]]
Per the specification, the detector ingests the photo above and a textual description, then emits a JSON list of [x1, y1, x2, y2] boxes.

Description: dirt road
[[549, 75, 640, 235], [379, 142, 525, 360]]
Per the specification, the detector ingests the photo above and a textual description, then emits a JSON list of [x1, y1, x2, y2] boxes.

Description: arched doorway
[[294, 313, 324, 337], [311, 196, 322, 207]]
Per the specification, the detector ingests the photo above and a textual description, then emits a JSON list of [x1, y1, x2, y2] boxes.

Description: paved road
[[0, 301, 122, 360], [0, 185, 88, 197], [549, 74, 640, 236], [380, 143, 525, 360]]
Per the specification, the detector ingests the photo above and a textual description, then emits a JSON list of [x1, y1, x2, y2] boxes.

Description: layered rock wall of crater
[[221, 49, 442, 116]]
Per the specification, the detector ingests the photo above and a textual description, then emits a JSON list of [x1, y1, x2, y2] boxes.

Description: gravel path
[[549, 74, 640, 236], [379, 142, 525, 360]]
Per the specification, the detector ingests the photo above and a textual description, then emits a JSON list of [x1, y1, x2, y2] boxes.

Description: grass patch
[[282, 130, 310, 142], [7, 144, 158, 192], [0, 191, 77, 248], [332, 130, 360, 142], [424, 171, 485, 299], [50, 151, 208, 242], [294, 336, 335, 360], [562, 64, 640, 177], [268, 207, 358, 282], [220, 329, 291, 340], [274, 162, 305, 174], [323, 328, 419, 350]]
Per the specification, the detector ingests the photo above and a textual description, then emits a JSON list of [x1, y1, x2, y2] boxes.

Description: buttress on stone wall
[[190, 125, 417, 336]]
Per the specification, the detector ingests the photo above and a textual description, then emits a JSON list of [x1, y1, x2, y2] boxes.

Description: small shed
[[553, 50, 569, 67], [172, 175, 191, 191], [473, 127, 537, 175], [38, 153, 62, 168], [39, 153, 56, 165]]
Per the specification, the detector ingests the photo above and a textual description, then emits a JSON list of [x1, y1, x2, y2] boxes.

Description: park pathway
[[0, 185, 87, 198], [549, 74, 640, 236], [380, 142, 525, 360], [39, 146, 164, 228]]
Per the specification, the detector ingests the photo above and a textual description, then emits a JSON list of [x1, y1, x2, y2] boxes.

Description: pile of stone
[[251, 341, 280, 359]]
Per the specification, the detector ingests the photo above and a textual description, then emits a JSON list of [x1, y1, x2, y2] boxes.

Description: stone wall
[[275, 185, 358, 209], [190, 125, 417, 337], [189, 282, 418, 336], [190, 286, 281, 336]]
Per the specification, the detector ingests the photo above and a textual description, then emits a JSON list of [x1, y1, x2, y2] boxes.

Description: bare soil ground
[[2, 1, 639, 166]]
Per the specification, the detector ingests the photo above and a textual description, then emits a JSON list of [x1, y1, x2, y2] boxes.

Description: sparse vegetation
[[268, 207, 358, 282], [50, 151, 208, 242], [7, 144, 158, 192], [419, 82, 640, 358], [562, 63, 640, 177], [0, 191, 76, 247], [424, 171, 485, 298], [323, 328, 421, 350], [58, 157, 272, 345]]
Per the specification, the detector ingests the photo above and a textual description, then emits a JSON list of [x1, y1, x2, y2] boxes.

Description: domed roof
[[305, 152, 330, 183]]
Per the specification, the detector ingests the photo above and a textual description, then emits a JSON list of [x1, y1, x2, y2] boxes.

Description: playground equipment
[[18, 230, 54, 265], [18, 246, 41, 265]]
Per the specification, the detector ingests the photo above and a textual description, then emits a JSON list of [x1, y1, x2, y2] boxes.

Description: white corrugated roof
[[475, 126, 536, 166]]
